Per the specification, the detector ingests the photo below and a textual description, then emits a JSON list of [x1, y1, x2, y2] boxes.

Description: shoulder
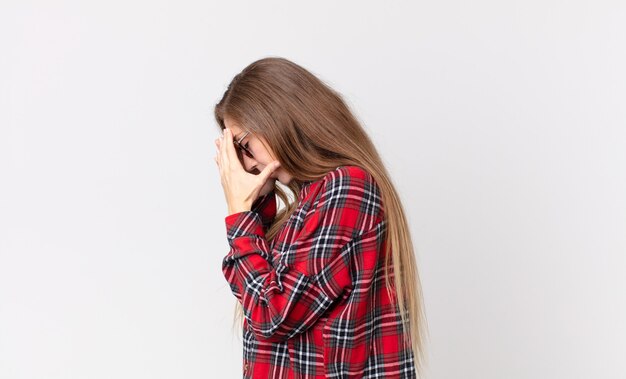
[[303, 165, 384, 235], [319, 165, 378, 193], [309, 165, 383, 217], [326, 165, 373, 182]]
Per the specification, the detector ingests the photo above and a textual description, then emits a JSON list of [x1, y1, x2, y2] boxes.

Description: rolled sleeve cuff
[[225, 210, 265, 246], [223, 210, 273, 282]]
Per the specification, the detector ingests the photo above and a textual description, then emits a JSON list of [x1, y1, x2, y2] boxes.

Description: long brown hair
[[214, 56, 428, 376]]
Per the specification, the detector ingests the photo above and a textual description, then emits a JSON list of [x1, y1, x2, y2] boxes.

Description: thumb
[[260, 161, 281, 181]]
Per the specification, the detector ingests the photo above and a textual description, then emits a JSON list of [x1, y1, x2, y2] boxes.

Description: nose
[[241, 153, 259, 174]]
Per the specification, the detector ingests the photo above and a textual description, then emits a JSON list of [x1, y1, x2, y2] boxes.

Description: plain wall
[[1, 1, 625, 378]]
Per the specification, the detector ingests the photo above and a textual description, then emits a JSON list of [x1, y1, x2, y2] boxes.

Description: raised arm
[[222, 166, 384, 343], [250, 188, 277, 234]]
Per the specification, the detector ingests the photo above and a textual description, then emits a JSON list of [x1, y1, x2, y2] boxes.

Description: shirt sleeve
[[250, 188, 277, 234], [222, 166, 384, 343]]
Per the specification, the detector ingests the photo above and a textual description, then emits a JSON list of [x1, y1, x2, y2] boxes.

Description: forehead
[[223, 116, 245, 134]]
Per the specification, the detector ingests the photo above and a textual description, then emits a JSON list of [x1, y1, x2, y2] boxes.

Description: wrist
[[228, 203, 252, 216]]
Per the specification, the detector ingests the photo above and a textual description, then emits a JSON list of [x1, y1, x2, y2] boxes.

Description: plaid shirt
[[223, 165, 417, 378]]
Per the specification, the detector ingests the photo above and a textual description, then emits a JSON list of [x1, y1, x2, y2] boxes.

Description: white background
[[1, 1, 625, 378]]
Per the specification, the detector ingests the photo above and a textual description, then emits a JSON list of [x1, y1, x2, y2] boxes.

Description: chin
[[276, 173, 291, 186]]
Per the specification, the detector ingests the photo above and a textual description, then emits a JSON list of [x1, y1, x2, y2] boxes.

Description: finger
[[214, 154, 220, 179], [259, 160, 281, 182], [218, 133, 227, 168], [223, 128, 240, 168]]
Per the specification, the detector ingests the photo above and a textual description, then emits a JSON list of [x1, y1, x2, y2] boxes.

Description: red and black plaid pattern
[[223, 165, 417, 378]]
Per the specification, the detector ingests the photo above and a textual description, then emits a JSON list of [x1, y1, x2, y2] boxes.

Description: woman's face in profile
[[223, 116, 293, 186]]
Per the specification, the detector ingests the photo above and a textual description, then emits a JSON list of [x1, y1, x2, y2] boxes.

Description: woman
[[213, 57, 428, 378]]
